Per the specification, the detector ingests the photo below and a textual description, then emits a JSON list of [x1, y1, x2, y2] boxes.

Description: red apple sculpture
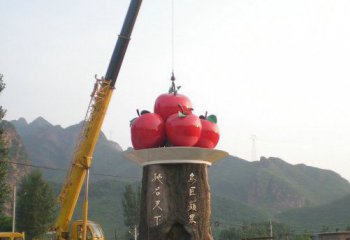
[[165, 105, 202, 146], [195, 112, 220, 149], [154, 80, 192, 121], [130, 110, 166, 150]]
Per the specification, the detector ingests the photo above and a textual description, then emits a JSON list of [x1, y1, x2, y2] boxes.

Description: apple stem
[[178, 104, 184, 114], [205, 111, 208, 119], [171, 71, 176, 81], [136, 109, 140, 117], [171, 71, 177, 96]]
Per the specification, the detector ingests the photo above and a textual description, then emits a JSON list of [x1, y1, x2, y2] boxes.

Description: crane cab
[[70, 221, 104, 240], [0, 232, 25, 240]]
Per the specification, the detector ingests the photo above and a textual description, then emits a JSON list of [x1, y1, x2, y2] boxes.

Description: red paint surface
[[195, 119, 220, 149], [165, 113, 202, 146], [131, 113, 165, 150], [154, 93, 192, 121]]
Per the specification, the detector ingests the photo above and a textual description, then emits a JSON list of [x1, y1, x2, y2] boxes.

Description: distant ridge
[[10, 117, 350, 213], [209, 156, 350, 213], [11, 117, 135, 182], [29, 116, 53, 128], [6, 117, 350, 238], [277, 193, 350, 231]]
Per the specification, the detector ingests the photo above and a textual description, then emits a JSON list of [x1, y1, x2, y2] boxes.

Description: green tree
[[295, 231, 312, 240], [16, 170, 55, 239], [0, 73, 11, 228], [0, 74, 6, 121], [218, 227, 240, 240], [122, 184, 140, 240], [218, 221, 295, 240], [320, 225, 329, 233]]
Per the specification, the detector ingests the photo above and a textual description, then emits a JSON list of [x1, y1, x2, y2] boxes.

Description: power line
[[1, 159, 140, 180], [1, 159, 66, 171]]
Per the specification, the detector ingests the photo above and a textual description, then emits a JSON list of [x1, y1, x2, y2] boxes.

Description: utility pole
[[251, 134, 257, 161], [12, 185, 16, 232], [129, 225, 138, 240], [114, 228, 118, 240], [269, 219, 273, 239]]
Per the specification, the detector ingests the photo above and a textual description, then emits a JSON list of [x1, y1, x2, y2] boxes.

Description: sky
[[1, 0, 350, 181]]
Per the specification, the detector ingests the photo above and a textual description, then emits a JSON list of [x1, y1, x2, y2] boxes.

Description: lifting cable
[[170, 0, 176, 83]]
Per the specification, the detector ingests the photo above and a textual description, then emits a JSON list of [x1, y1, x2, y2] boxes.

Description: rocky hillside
[[1, 121, 30, 187], [0, 121, 30, 214], [277, 193, 350, 232], [209, 156, 350, 213]]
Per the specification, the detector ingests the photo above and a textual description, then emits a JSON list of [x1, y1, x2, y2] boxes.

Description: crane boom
[[54, 1, 143, 239]]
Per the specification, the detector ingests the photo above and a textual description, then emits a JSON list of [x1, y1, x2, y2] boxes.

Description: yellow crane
[[53, 1, 142, 240], [0, 232, 25, 240]]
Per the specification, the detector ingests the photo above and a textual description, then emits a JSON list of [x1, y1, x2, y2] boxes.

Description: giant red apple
[[195, 113, 220, 149], [130, 110, 165, 150], [165, 105, 202, 146], [154, 80, 192, 121], [154, 93, 192, 121]]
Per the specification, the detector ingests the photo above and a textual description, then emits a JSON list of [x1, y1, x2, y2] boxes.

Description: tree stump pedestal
[[124, 147, 228, 240]]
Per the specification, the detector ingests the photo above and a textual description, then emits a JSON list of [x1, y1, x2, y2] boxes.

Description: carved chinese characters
[[150, 171, 164, 227], [139, 164, 213, 240], [187, 172, 198, 225]]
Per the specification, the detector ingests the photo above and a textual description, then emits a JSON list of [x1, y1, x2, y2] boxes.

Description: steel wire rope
[[0, 159, 140, 180]]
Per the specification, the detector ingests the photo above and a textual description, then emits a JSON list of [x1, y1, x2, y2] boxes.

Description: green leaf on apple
[[130, 117, 138, 127], [178, 111, 187, 118], [207, 115, 217, 123], [141, 110, 150, 115]]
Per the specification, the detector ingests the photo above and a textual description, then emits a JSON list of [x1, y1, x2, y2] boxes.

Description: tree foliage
[[0, 214, 12, 231], [122, 184, 140, 240], [320, 225, 330, 233], [0, 73, 10, 217], [16, 170, 56, 239], [346, 225, 350, 231], [122, 184, 140, 228], [218, 221, 295, 240], [0, 74, 6, 120]]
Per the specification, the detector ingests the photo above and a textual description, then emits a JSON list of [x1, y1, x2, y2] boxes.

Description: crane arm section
[[53, 0, 143, 239], [55, 80, 113, 239]]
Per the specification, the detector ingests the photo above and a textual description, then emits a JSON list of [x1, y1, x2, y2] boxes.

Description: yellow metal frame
[[0, 232, 25, 240], [70, 220, 104, 240], [54, 78, 113, 240]]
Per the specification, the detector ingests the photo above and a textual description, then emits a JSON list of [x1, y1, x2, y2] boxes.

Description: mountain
[[10, 117, 350, 212], [0, 121, 30, 214], [11, 117, 141, 182], [277, 193, 350, 232], [7, 117, 350, 238], [209, 156, 350, 213]]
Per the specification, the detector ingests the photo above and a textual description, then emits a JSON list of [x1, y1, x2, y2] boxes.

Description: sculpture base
[[123, 148, 229, 240], [124, 147, 228, 166]]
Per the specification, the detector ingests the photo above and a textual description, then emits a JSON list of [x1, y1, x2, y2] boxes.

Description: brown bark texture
[[139, 163, 213, 240]]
